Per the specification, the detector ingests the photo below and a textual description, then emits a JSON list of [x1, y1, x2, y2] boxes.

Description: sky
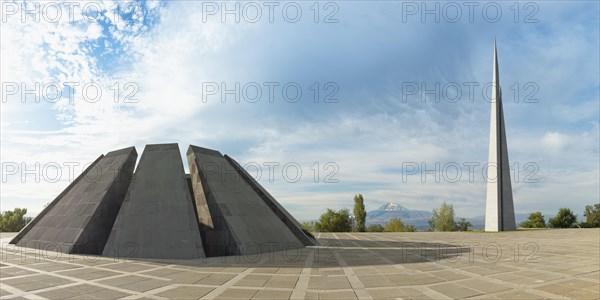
[[1, 0, 599, 221]]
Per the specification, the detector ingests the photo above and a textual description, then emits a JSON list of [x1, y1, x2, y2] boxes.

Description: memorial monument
[[11, 144, 315, 259], [485, 41, 517, 231]]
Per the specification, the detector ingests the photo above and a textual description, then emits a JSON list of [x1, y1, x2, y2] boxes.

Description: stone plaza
[[1, 228, 598, 299]]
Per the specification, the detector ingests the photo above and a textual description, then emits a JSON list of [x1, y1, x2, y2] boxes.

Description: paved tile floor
[[0, 229, 598, 299]]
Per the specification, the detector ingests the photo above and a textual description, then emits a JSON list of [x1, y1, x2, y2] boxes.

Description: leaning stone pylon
[[11, 147, 137, 254], [485, 41, 517, 232], [103, 144, 206, 259], [12, 143, 315, 259], [187, 145, 313, 257]]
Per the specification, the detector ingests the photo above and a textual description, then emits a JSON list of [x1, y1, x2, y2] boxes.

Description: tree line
[[0, 208, 31, 232], [301, 196, 600, 232], [302, 197, 472, 232], [520, 204, 600, 229]]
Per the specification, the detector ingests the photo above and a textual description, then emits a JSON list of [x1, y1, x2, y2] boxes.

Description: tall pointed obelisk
[[485, 41, 516, 232]]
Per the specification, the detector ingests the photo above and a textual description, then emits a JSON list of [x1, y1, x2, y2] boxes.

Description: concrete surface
[[0, 229, 598, 299], [12, 143, 313, 261], [103, 144, 205, 259], [224, 155, 315, 247], [187, 146, 304, 257], [187, 146, 236, 257], [12, 147, 137, 255]]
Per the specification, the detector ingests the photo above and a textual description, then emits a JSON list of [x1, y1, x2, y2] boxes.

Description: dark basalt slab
[[12, 147, 137, 255]]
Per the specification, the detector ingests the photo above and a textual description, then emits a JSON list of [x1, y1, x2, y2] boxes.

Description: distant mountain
[[366, 202, 433, 229], [366, 203, 538, 230]]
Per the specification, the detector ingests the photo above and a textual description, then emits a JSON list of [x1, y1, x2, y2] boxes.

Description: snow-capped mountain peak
[[378, 202, 408, 212], [367, 202, 432, 228]]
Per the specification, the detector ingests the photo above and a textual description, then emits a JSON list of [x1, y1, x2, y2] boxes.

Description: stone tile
[[118, 278, 171, 292], [69, 287, 132, 299], [319, 290, 358, 299], [457, 278, 511, 293], [488, 273, 520, 282], [60, 269, 122, 280], [357, 274, 395, 288], [234, 274, 271, 287], [313, 267, 345, 276], [221, 267, 249, 273], [308, 276, 351, 290], [559, 278, 596, 289], [65, 284, 105, 294], [95, 275, 149, 287], [511, 270, 544, 277], [398, 287, 436, 299], [99, 262, 154, 272], [385, 273, 444, 286], [156, 286, 214, 299], [583, 284, 600, 293], [504, 276, 543, 286], [0, 288, 11, 297], [196, 273, 237, 285], [0, 267, 36, 278], [496, 290, 542, 299], [565, 288, 600, 299], [529, 272, 564, 282], [351, 266, 377, 275], [275, 268, 302, 274], [264, 276, 298, 288], [2, 274, 74, 292], [460, 266, 504, 276], [138, 267, 182, 277], [252, 290, 292, 299], [366, 287, 406, 299], [429, 283, 482, 298], [166, 270, 211, 284], [37, 288, 82, 299], [28, 262, 81, 272], [36, 284, 103, 299], [429, 270, 470, 281], [216, 288, 259, 299], [534, 283, 577, 296], [580, 271, 599, 281]]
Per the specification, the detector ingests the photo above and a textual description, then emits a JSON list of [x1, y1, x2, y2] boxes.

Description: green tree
[[583, 204, 600, 227], [456, 218, 472, 231], [520, 212, 546, 228], [301, 222, 317, 232], [384, 217, 405, 232], [404, 224, 416, 232], [548, 208, 577, 228], [353, 194, 367, 232], [315, 208, 353, 232], [428, 202, 456, 231], [366, 224, 384, 232], [0, 208, 29, 232]]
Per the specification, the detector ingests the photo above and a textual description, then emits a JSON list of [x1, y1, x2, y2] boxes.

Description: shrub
[[548, 208, 577, 228]]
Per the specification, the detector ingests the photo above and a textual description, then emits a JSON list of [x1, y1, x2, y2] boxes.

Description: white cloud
[[541, 132, 571, 154]]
